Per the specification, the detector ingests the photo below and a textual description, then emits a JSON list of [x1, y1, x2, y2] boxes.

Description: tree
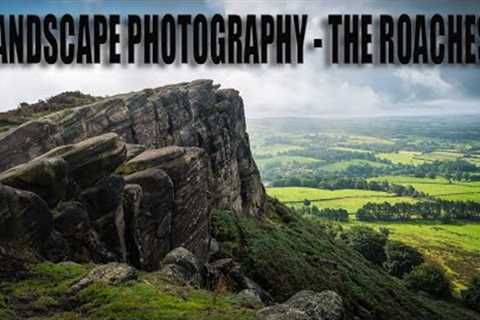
[[383, 241, 423, 277], [303, 199, 311, 206], [403, 264, 451, 298], [340, 226, 387, 265], [462, 276, 480, 312]]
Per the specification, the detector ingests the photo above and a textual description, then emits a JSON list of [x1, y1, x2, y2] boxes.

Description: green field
[[250, 116, 480, 294], [267, 187, 417, 213], [370, 175, 480, 200], [253, 144, 303, 157], [320, 160, 389, 172], [353, 221, 480, 291], [415, 151, 464, 162], [378, 151, 425, 165], [257, 155, 323, 169]]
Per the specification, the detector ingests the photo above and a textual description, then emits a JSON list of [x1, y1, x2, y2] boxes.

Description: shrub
[[384, 240, 424, 278], [403, 264, 451, 298], [339, 226, 387, 265], [462, 276, 480, 312]]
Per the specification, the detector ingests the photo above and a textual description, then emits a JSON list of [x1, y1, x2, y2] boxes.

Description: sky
[[0, 0, 479, 118]]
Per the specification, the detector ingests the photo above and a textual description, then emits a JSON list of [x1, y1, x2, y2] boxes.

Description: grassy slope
[[211, 198, 480, 320], [0, 263, 256, 320], [352, 221, 480, 291]]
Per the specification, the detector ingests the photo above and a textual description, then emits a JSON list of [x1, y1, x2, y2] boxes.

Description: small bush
[[339, 226, 388, 265], [384, 240, 423, 278], [403, 264, 451, 298], [462, 276, 480, 312]]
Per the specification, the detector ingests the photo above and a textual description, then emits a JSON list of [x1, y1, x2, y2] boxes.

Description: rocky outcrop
[[160, 247, 204, 287], [0, 184, 53, 261], [123, 169, 174, 271], [119, 146, 210, 260], [71, 262, 137, 292], [256, 290, 344, 320], [36, 132, 127, 188], [0, 80, 265, 279], [0, 80, 265, 217], [0, 157, 68, 207]]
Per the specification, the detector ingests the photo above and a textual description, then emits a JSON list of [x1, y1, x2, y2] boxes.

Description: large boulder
[[71, 263, 137, 292], [124, 168, 174, 271], [0, 184, 53, 244], [160, 247, 203, 287], [256, 304, 310, 320], [206, 258, 273, 305], [37, 133, 126, 188], [0, 184, 54, 270], [79, 175, 127, 261], [286, 290, 344, 320], [0, 157, 68, 207], [256, 290, 344, 320], [119, 146, 210, 261], [54, 201, 114, 263], [0, 80, 265, 217]]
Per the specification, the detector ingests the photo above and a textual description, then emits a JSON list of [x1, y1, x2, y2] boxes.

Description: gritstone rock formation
[[0, 80, 265, 270]]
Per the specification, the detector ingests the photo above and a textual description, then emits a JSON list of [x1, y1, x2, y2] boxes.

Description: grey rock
[[0, 157, 68, 207], [54, 201, 114, 263], [72, 262, 137, 292], [124, 169, 174, 270], [125, 143, 146, 161], [80, 175, 127, 261], [120, 146, 210, 261], [36, 133, 127, 188], [0, 184, 53, 244], [0, 80, 265, 217], [160, 247, 203, 287], [286, 290, 344, 320], [209, 237, 220, 256], [256, 304, 310, 320], [0, 184, 54, 270], [235, 289, 265, 309]]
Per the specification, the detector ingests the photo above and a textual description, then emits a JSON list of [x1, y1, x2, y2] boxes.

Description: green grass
[[345, 135, 395, 145], [210, 202, 480, 320], [414, 151, 463, 162], [349, 221, 480, 292], [256, 156, 323, 169], [313, 196, 418, 213], [320, 159, 389, 172], [267, 187, 417, 213], [267, 187, 394, 202], [252, 144, 303, 157], [329, 147, 372, 153], [378, 151, 425, 165], [369, 175, 480, 200], [0, 262, 256, 320]]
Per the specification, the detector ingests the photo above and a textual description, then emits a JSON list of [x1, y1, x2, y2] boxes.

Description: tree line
[[272, 175, 427, 198], [356, 200, 480, 222], [294, 205, 349, 222]]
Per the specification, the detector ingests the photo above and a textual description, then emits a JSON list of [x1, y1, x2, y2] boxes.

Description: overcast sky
[[0, 0, 479, 118]]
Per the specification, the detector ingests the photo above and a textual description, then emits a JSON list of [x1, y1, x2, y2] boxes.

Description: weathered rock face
[[0, 184, 54, 270], [0, 157, 68, 207], [256, 290, 344, 320], [160, 247, 204, 287], [0, 80, 265, 217], [124, 169, 175, 271], [119, 146, 210, 260], [0, 80, 266, 275]]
